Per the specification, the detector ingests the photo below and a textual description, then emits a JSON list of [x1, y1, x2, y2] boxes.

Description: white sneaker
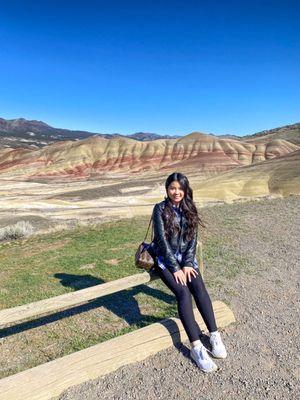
[[190, 343, 218, 373], [209, 331, 227, 358]]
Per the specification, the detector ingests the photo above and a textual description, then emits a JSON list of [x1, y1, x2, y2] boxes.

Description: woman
[[149, 172, 227, 373]]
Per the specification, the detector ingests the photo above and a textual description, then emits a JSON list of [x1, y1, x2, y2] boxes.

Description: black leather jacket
[[151, 199, 198, 274]]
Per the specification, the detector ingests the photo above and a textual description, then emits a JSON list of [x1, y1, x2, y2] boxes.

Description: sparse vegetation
[[0, 220, 34, 241]]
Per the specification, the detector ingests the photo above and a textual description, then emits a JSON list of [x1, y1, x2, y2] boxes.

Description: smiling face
[[167, 180, 185, 206]]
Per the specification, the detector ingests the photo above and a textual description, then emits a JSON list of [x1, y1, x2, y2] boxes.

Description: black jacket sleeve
[[182, 229, 198, 267], [152, 203, 181, 273]]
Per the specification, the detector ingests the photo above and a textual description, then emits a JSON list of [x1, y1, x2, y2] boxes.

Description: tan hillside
[[243, 123, 300, 145], [0, 133, 298, 181], [192, 148, 300, 202]]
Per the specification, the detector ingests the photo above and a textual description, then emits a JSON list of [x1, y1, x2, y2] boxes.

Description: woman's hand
[[173, 269, 187, 285], [182, 266, 198, 282]]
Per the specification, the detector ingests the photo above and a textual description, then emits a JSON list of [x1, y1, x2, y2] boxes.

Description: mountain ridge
[[1, 116, 299, 149]]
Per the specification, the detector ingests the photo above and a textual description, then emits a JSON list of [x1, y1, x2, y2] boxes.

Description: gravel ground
[[58, 196, 300, 400]]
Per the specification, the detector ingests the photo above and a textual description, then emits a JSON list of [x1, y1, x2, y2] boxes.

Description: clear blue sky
[[0, 0, 299, 136]]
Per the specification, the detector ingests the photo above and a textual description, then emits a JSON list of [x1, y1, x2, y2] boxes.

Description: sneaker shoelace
[[195, 345, 211, 360], [210, 333, 222, 347]]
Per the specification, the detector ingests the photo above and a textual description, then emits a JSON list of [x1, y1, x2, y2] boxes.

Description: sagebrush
[[0, 220, 34, 241]]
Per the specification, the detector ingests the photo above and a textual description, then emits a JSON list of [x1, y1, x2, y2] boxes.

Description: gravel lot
[[57, 195, 300, 400]]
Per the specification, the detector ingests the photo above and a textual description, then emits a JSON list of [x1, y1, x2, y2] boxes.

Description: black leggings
[[154, 265, 218, 343]]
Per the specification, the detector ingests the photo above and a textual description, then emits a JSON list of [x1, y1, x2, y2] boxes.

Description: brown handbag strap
[[144, 215, 154, 242]]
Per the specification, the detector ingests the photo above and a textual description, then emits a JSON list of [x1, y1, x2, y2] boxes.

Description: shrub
[[0, 220, 34, 241]]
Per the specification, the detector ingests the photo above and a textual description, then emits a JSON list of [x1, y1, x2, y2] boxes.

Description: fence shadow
[[0, 272, 192, 349]]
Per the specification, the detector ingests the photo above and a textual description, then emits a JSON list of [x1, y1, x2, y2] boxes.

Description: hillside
[[0, 133, 298, 181], [243, 123, 300, 145], [192, 148, 300, 200]]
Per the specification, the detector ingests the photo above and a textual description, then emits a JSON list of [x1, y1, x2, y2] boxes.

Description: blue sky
[[0, 0, 299, 136]]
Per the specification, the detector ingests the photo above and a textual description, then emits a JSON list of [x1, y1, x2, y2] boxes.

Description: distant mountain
[[242, 123, 300, 145], [127, 132, 182, 141], [0, 117, 182, 149], [0, 117, 299, 151], [0, 117, 96, 142], [206, 133, 242, 139]]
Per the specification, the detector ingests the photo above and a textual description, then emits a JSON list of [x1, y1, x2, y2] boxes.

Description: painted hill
[[0, 132, 298, 181], [192, 148, 300, 201]]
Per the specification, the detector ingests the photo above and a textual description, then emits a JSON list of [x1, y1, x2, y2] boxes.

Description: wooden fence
[[0, 269, 236, 400]]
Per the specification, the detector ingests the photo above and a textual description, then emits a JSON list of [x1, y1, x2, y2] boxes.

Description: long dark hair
[[162, 172, 206, 242]]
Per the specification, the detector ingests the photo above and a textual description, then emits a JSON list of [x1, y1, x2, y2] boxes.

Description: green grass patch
[[0, 217, 152, 308], [0, 211, 255, 379]]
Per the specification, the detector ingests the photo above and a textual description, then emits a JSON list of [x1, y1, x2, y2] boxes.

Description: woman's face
[[167, 180, 185, 205]]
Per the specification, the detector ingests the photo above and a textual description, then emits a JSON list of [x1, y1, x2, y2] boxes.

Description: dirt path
[[58, 196, 300, 400]]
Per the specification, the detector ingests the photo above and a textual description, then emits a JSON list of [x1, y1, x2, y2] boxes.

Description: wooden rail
[[0, 300, 236, 400], [0, 270, 159, 329], [0, 238, 205, 329]]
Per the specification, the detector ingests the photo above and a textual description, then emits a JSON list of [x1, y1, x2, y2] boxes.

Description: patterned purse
[[135, 215, 156, 271]]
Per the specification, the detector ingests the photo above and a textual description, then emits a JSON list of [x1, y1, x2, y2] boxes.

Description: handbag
[[135, 214, 156, 271], [135, 215, 206, 275]]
